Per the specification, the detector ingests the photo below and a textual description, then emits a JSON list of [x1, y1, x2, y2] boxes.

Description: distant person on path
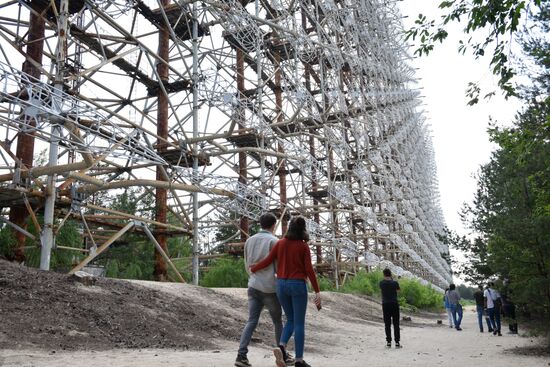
[[235, 213, 289, 367], [443, 288, 454, 328], [484, 282, 502, 336], [379, 268, 402, 348], [447, 284, 463, 331], [251, 216, 321, 367], [473, 285, 493, 332]]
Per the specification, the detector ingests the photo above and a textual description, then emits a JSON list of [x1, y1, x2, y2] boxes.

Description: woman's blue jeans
[[277, 279, 308, 359]]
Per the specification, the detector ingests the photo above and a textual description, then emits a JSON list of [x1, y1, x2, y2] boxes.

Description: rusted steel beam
[[9, 11, 45, 263], [154, 0, 170, 282], [274, 52, 288, 233]]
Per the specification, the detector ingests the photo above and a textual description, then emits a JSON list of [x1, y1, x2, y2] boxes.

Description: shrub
[[331, 269, 444, 311], [398, 278, 442, 310], [339, 270, 384, 296], [200, 257, 248, 288], [317, 276, 336, 291]]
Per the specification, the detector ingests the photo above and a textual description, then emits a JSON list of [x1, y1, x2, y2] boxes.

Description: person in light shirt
[[251, 216, 321, 367], [484, 282, 502, 336], [235, 213, 293, 367]]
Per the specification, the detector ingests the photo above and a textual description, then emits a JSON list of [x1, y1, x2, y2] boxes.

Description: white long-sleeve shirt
[[244, 230, 278, 293]]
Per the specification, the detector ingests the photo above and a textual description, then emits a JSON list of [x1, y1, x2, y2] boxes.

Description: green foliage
[[200, 257, 248, 288], [457, 284, 475, 299], [340, 270, 384, 296], [405, 0, 548, 103], [0, 226, 17, 260], [0, 218, 84, 271], [397, 278, 442, 310], [334, 270, 443, 310], [317, 276, 336, 291]]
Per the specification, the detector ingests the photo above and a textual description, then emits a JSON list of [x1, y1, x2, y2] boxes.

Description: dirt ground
[[1, 259, 549, 367]]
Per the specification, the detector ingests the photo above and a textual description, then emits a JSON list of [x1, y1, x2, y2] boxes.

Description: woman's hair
[[449, 283, 456, 290], [284, 216, 310, 241]]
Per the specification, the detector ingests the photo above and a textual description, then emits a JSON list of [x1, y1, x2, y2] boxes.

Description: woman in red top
[[251, 216, 321, 367]]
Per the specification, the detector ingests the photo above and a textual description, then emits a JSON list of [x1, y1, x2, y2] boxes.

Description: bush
[[200, 257, 248, 288], [398, 278, 442, 310], [317, 276, 336, 291], [339, 270, 384, 296], [330, 269, 444, 311]]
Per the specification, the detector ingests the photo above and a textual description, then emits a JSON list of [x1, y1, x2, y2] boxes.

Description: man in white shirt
[[235, 213, 290, 367], [484, 282, 502, 336]]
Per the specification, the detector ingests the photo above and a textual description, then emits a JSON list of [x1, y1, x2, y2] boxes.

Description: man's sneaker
[[284, 351, 295, 366], [235, 354, 252, 367], [395, 342, 402, 349], [386, 342, 392, 348], [497, 331, 502, 336], [488, 328, 494, 332], [273, 348, 286, 367], [295, 361, 312, 367]]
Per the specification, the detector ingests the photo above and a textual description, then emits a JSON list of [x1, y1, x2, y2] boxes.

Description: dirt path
[[1, 281, 548, 367]]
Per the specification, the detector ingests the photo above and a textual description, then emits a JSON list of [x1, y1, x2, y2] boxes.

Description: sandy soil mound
[[0, 260, 244, 351]]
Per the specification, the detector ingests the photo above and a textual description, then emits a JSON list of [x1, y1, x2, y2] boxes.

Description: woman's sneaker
[[235, 354, 251, 367], [295, 361, 312, 367], [395, 342, 402, 349], [386, 342, 392, 348]]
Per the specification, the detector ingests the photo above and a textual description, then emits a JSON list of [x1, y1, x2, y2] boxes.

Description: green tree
[[405, 0, 548, 104]]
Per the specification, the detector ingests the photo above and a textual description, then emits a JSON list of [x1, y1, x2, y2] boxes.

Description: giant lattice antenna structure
[[0, 0, 451, 288]]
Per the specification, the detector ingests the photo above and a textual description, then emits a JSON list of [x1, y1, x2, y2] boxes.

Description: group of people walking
[[235, 212, 519, 367], [235, 213, 320, 367], [235, 213, 404, 367], [444, 282, 518, 335]]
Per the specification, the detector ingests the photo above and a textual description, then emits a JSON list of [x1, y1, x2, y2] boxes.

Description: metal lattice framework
[[0, 0, 451, 288]]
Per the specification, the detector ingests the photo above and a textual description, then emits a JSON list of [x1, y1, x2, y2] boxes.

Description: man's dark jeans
[[488, 307, 501, 333], [382, 302, 400, 343], [476, 304, 492, 331], [238, 287, 283, 356]]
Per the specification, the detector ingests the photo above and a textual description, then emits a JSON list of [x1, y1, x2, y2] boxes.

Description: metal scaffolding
[[0, 0, 451, 288]]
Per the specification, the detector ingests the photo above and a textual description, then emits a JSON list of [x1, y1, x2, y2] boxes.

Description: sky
[[397, 2, 522, 274], [398, 2, 521, 234]]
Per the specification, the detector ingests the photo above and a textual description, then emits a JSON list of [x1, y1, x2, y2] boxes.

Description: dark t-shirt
[[379, 279, 400, 304], [473, 290, 484, 306]]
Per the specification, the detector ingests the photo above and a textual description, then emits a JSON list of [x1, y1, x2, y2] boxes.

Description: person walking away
[[235, 213, 289, 367], [380, 268, 402, 348], [447, 284, 463, 330], [251, 216, 321, 367], [473, 285, 493, 332], [484, 282, 502, 336], [443, 288, 454, 328]]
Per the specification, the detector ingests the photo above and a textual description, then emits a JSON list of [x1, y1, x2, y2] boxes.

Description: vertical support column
[[274, 53, 287, 232], [9, 10, 46, 263], [154, 0, 170, 281], [40, 0, 68, 270], [236, 48, 249, 241], [191, 1, 200, 285]]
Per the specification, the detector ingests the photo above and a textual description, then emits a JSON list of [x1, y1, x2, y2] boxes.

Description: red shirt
[[251, 238, 320, 293]]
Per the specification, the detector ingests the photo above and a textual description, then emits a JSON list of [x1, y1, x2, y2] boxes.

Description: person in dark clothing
[[379, 268, 401, 348], [501, 294, 518, 334], [473, 285, 493, 333]]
